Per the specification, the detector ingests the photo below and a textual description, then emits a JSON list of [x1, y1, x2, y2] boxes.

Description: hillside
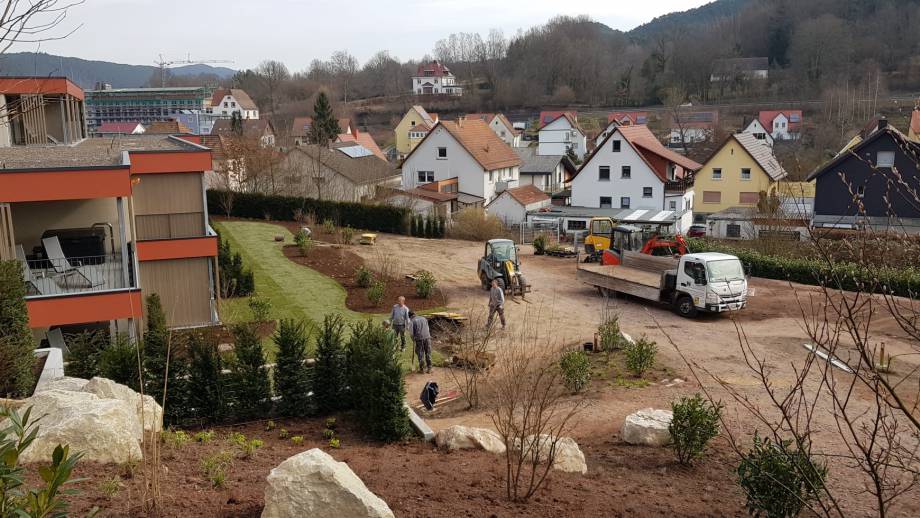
[[628, 0, 753, 41], [0, 52, 236, 88]]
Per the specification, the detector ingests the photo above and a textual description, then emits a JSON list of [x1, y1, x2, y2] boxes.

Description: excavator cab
[[583, 217, 615, 260]]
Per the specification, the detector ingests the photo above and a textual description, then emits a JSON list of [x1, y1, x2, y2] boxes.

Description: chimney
[[878, 117, 888, 130]]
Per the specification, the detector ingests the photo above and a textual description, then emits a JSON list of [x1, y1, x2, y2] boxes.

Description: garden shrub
[[322, 218, 336, 234], [669, 393, 722, 465], [532, 233, 547, 255], [425, 214, 435, 238], [598, 315, 621, 351], [414, 270, 437, 298], [559, 350, 591, 393], [274, 319, 313, 417], [247, 295, 272, 322], [448, 207, 508, 241], [228, 324, 272, 419], [207, 190, 410, 235], [340, 226, 355, 244], [201, 450, 233, 488], [186, 332, 227, 423], [367, 280, 386, 306], [355, 266, 374, 288], [624, 335, 657, 377], [737, 434, 827, 518], [294, 229, 314, 256], [98, 333, 141, 391], [410, 215, 419, 237], [313, 315, 347, 415], [0, 260, 35, 397], [143, 294, 190, 425], [216, 232, 254, 298], [64, 330, 107, 380], [346, 320, 410, 442]]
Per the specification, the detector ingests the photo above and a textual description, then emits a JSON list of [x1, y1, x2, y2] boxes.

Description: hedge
[[208, 190, 410, 235], [687, 238, 920, 298]]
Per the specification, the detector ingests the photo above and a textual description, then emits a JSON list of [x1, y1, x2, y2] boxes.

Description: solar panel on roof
[[338, 145, 374, 158]]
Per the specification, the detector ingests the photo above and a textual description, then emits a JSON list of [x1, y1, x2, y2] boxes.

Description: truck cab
[[668, 253, 747, 317]]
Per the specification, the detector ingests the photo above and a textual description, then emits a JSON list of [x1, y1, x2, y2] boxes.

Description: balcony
[[22, 252, 135, 298], [664, 178, 694, 194]]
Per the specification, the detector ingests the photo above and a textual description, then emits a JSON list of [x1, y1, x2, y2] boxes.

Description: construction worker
[[487, 278, 506, 329], [390, 296, 410, 351], [408, 311, 432, 374]]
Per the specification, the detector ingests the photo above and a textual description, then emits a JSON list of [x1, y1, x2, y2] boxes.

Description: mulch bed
[[33, 416, 747, 517], [281, 244, 447, 313]]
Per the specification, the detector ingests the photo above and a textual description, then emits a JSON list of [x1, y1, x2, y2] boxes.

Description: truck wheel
[[675, 296, 697, 318], [479, 273, 490, 290]]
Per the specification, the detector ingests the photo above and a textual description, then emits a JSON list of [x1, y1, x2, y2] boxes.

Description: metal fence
[[509, 219, 562, 245]]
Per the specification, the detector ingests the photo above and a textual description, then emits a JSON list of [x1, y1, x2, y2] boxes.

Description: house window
[[741, 168, 751, 180], [223, 102, 228, 107], [437, 147, 447, 159], [620, 197, 631, 209], [600, 196, 612, 208], [621, 166, 631, 179], [231, 102, 236, 107], [727, 224, 742, 238], [599, 166, 610, 181], [643, 187, 653, 198], [567, 220, 587, 231], [877, 151, 895, 168], [703, 191, 721, 203], [712, 168, 722, 180], [669, 200, 677, 210], [417, 171, 434, 183], [739, 192, 760, 204], [612, 140, 621, 152]]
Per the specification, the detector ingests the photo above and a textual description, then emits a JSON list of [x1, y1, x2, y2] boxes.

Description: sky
[[11, 0, 711, 71]]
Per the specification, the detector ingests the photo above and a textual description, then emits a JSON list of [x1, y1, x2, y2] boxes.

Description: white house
[[400, 119, 522, 207], [412, 60, 462, 96], [467, 113, 521, 147], [741, 118, 774, 147], [596, 112, 649, 147], [208, 89, 259, 119], [759, 110, 802, 141], [538, 111, 586, 160], [515, 147, 576, 193], [486, 185, 551, 225], [570, 125, 702, 231], [668, 111, 719, 147]]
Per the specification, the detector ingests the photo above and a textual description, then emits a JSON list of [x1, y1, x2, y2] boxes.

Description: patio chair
[[16, 244, 56, 295], [41, 236, 101, 288], [46, 328, 70, 354]]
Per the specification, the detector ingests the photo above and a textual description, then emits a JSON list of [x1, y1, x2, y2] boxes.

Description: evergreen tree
[[229, 324, 271, 418], [346, 320, 410, 442], [438, 216, 446, 238], [0, 260, 35, 397], [187, 332, 227, 423], [143, 294, 189, 425], [410, 214, 418, 237], [230, 111, 243, 136], [313, 315, 347, 415], [274, 319, 313, 417], [425, 214, 435, 238], [308, 91, 342, 145]]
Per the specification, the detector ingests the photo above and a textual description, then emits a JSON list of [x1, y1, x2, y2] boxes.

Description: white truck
[[576, 251, 748, 317]]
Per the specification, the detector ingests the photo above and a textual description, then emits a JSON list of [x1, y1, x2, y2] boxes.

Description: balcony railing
[[22, 252, 135, 298], [664, 178, 694, 194]]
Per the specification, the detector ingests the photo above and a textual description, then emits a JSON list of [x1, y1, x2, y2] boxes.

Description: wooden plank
[[621, 251, 678, 272], [579, 263, 662, 287]]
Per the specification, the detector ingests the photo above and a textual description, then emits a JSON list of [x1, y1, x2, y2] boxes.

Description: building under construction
[[0, 77, 87, 147], [85, 86, 211, 131]]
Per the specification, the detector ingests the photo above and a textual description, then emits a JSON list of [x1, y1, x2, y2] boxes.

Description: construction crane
[[155, 54, 234, 87]]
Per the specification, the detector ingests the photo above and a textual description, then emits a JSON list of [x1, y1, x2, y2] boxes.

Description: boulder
[[622, 408, 673, 446], [262, 449, 394, 518], [82, 377, 163, 432], [34, 376, 88, 393], [19, 389, 142, 464], [522, 434, 588, 474], [435, 425, 506, 454]]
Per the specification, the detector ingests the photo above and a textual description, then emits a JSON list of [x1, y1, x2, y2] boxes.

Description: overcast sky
[[14, 0, 710, 71]]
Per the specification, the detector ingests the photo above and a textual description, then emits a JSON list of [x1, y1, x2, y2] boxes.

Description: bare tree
[[329, 50, 358, 103], [0, 0, 83, 55], [255, 60, 290, 116]]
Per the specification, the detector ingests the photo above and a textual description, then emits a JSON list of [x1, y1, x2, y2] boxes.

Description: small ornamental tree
[[187, 332, 227, 423], [63, 330, 106, 380], [98, 333, 141, 391], [229, 324, 272, 419], [274, 319, 313, 417], [143, 294, 189, 425], [346, 320, 410, 442], [0, 260, 35, 397], [737, 434, 827, 518], [313, 315, 347, 415], [669, 393, 722, 465]]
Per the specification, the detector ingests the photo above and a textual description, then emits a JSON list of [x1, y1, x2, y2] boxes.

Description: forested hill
[[628, 0, 753, 42], [0, 52, 236, 88]]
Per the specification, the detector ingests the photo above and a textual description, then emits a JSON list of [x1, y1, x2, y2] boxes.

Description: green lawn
[[213, 220, 442, 367]]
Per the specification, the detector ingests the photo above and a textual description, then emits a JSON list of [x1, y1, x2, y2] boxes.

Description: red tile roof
[[503, 184, 550, 206], [336, 128, 386, 161], [576, 125, 701, 183], [415, 60, 453, 77], [145, 120, 193, 134], [403, 119, 522, 171], [96, 122, 143, 134], [607, 111, 648, 125], [539, 111, 577, 129], [758, 110, 803, 133], [210, 88, 258, 111]]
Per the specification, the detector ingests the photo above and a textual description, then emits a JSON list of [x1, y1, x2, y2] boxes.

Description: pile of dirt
[[35, 416, 747, 517], [282, 244, 447, 313]]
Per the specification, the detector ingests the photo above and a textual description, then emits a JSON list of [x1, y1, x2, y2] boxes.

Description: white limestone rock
[[19, 389, 142, 464], [82, 377, 163, 432], [622, 408, 673, 446], [262, 449, 394, 518], [522, 434, 588, 474], [35, 376, 89, 393], [435, 425, 506, 454]]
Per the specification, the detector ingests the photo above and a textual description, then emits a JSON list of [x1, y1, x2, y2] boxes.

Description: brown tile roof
[[210, 88, 258, 111], [292, 116, 312, 137], [292, 145, 398, 185], [336, 129, 386, 161], [211, 119, 274, 139], [399, 187, 456, 202], [145, 120, 193, 134], [731, 133, 787, 181], [198, 134, 229, 161], [539, 111, 577, 129], [439, 119, 522, 171], [618, 125, 702, 175], [503, 184, 549, 206], [495, 113, 521, 135]]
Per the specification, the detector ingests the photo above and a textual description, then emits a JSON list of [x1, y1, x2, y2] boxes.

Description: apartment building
[[85, 86, 210, 131], [0, 78, 219, 345]]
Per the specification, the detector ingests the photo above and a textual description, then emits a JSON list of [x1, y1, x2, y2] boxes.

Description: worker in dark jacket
[[409, 311, 432, 374]]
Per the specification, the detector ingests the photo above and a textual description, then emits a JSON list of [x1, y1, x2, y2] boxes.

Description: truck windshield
[[707, 259, 745, 282], [491, 242, 516, 262]]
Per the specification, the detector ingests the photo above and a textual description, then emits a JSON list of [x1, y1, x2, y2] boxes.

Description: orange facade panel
[[136, 235, 218, 262], [0, 77, 84, 100], [0, 168, 131, 202], [129, 151, 212, 174], [27, 290, 143, 328]]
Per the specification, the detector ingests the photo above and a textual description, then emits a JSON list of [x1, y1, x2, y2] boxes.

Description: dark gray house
[[808, 119, 920, 232]]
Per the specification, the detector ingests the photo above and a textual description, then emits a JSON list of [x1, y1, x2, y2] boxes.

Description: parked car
[[686, 224, 707, 238]]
